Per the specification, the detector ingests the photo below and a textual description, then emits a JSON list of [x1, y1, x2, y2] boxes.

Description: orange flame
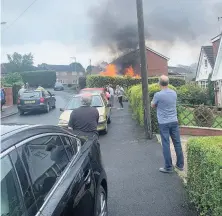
[[124, 66, 141, 78], [100, 64, 117, 77]]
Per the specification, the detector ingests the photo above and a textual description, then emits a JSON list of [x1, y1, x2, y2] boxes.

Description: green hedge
[[128, 83, 180, 133], [86, 75, 185, 89], [187, 137, 222, 216], [20, 70, 56, 88], [178, 83, 208, 105]]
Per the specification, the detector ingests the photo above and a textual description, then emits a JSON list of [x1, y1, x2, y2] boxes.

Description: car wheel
[[45, 103, 50, 113], [19, 110, 24, 115], [107, 116, 111, 124], [96, 186, 108, 216], [102, 122, 108, 134]]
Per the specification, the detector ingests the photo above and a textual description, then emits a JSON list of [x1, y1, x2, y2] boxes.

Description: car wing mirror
[[60, 108, 64, 112]]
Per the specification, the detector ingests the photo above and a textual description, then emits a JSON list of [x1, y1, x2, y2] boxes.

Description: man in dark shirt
[[68, 94, 99, 138]]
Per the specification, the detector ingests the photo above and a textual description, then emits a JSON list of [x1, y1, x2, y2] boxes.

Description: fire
[[100, 64, 117, 77], [125, 66, 134, 77], [124, 66, 141, 78]]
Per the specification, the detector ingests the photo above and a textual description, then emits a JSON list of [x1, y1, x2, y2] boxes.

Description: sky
[[1, 0, 222, 68]]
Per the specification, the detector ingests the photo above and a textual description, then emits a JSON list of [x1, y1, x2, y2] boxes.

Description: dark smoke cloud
[[89, 0, 221, 54]]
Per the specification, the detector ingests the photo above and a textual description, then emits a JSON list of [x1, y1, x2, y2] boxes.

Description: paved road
[[2, 90, 196, 216], [1, 90, 72, 125]]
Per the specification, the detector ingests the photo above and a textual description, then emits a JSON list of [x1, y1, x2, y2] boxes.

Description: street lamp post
[[136, 0, 152, 139]]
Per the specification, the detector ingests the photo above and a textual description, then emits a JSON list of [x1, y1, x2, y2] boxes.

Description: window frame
[[0, 132, 81, 216]]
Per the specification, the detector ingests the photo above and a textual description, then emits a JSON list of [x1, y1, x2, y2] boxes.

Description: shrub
[[178, 83, 208, 105], [128, 83, 179, 133], [2, 72, 23, 86], [187, 137, 222, 216], [193, 105, 214, 127], [86, 75, 185, 89], [20, 70, 56, 88], [79, 76, 86, 89]]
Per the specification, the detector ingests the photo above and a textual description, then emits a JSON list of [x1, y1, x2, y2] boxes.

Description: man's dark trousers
[[159, 121, 184, 171]]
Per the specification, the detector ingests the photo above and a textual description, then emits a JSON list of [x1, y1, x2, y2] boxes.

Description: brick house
[[39, 64, 85, 85], [112, 47, 169, 76]]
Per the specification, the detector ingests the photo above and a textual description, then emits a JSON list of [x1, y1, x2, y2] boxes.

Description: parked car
[[80, 88, 110, 100], [17, 90, 56, 115], [54, 82, 64, 91], [58, 93, 111, 134], [0, 124, 108, 216]]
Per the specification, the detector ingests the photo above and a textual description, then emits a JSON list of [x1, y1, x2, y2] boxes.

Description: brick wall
[[134, 50, 168, 77], [180, 126, 222, 136], [212, 38, 221, 60], [4, 87, 13, 106]]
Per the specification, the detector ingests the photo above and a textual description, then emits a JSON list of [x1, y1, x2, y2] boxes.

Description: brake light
[[40, 97, 45, 103]]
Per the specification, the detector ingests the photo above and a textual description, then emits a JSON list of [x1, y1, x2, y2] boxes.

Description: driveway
[[99, 104, 196, 216]]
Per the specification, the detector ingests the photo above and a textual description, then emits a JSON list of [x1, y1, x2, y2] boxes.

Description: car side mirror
[[60, 108, 64, 112]]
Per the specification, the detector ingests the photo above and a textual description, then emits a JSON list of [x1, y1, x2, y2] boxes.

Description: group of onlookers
[[105, 84, 125, 109]]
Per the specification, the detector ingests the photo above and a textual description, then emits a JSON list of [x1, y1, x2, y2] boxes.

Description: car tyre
[[19, 110, 24, 115], [102, 122, 108, 134], [45, 103, 50, 113], [96, 186, 108, 216]]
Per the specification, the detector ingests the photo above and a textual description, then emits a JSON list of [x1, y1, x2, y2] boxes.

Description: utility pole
[[89, 59, 92, 75], [136, 0, 152, 139]]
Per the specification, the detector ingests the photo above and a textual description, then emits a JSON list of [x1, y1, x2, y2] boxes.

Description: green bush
[[20, 70, 56, 88], [187, 137, 222, 216], [128, 83, 179, 133], [2, 72, 23, 87], [86, 75, 185, 89], [178, 84, 208, 105]]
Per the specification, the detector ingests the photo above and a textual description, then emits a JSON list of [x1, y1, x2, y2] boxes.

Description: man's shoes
[[159, 167, 173, 173], [175, 165, 184, 171]]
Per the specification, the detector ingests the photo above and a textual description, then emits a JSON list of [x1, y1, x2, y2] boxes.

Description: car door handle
[[84, 170, 91, 185]]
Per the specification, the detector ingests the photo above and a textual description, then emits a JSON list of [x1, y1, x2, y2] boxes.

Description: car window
[[22, 92, 41, 99], [1, 155, 25, 216], [60, 136, 78, 158], [17, 135, 70, 211], [65, 95, 104, 110], [10, 149, 38, 216]]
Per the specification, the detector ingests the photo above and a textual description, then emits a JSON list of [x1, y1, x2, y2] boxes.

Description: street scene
[[1, 89, 196, 216], [1, 0, 222, 216]]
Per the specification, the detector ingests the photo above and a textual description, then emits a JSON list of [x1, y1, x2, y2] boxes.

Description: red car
[[80, 88, 110, 100]]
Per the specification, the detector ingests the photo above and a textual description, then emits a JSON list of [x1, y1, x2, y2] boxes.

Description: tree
[[207, 73, 215, 105], [5, 52, 35, 73], [70, 62, 85, 72]]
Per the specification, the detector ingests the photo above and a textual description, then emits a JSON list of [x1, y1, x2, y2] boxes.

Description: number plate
[[24, 100, 35, 104]]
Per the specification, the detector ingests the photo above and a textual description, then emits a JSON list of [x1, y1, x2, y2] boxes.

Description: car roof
[[82, 88, 104, 90], [73, 92, 102, 97], [1, 124, 73, 153]]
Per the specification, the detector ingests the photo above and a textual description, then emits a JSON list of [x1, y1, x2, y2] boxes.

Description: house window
[[204, 59, 208, 68], [72, 72, 77, 75], [200, 81, 208, 89]]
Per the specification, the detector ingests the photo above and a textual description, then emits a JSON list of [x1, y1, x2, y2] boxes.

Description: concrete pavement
[[1, 105, 18, 119], [99, 104, 196, 216]]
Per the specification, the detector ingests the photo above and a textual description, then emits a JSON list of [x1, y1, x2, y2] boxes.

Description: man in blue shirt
[[151, 75, 184, 173]]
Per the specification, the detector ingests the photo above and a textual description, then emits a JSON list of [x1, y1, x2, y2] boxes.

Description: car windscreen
[[65, 95, 104, 110], [55, 82, 63, 87], [21, 92, 41, 99]]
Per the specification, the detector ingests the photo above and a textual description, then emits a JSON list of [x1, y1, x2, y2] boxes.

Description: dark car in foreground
[[1, 124, 108, 216], [18, 90, 56, 115], [54, 82, 64, 91]]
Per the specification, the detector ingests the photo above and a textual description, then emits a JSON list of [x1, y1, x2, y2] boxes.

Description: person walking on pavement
[[18, 85, 26, 97], [1, 87, 6, 111], [108, 84, 114, 107], [151, 75, 184, 173], [115, 85, 124, 109], [68, 94, 99, 139]]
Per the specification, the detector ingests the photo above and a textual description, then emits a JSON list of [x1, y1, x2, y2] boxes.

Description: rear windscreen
[[21, 92, 41, 98]]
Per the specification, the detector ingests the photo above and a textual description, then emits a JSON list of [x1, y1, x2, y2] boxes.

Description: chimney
[[211, 33, 222, 60]]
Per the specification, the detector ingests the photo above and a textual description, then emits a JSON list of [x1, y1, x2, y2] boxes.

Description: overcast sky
[[1, 0, 222, 68]]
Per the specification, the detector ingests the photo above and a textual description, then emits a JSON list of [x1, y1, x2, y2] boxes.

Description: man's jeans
[[159, 121, 184, 170]]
